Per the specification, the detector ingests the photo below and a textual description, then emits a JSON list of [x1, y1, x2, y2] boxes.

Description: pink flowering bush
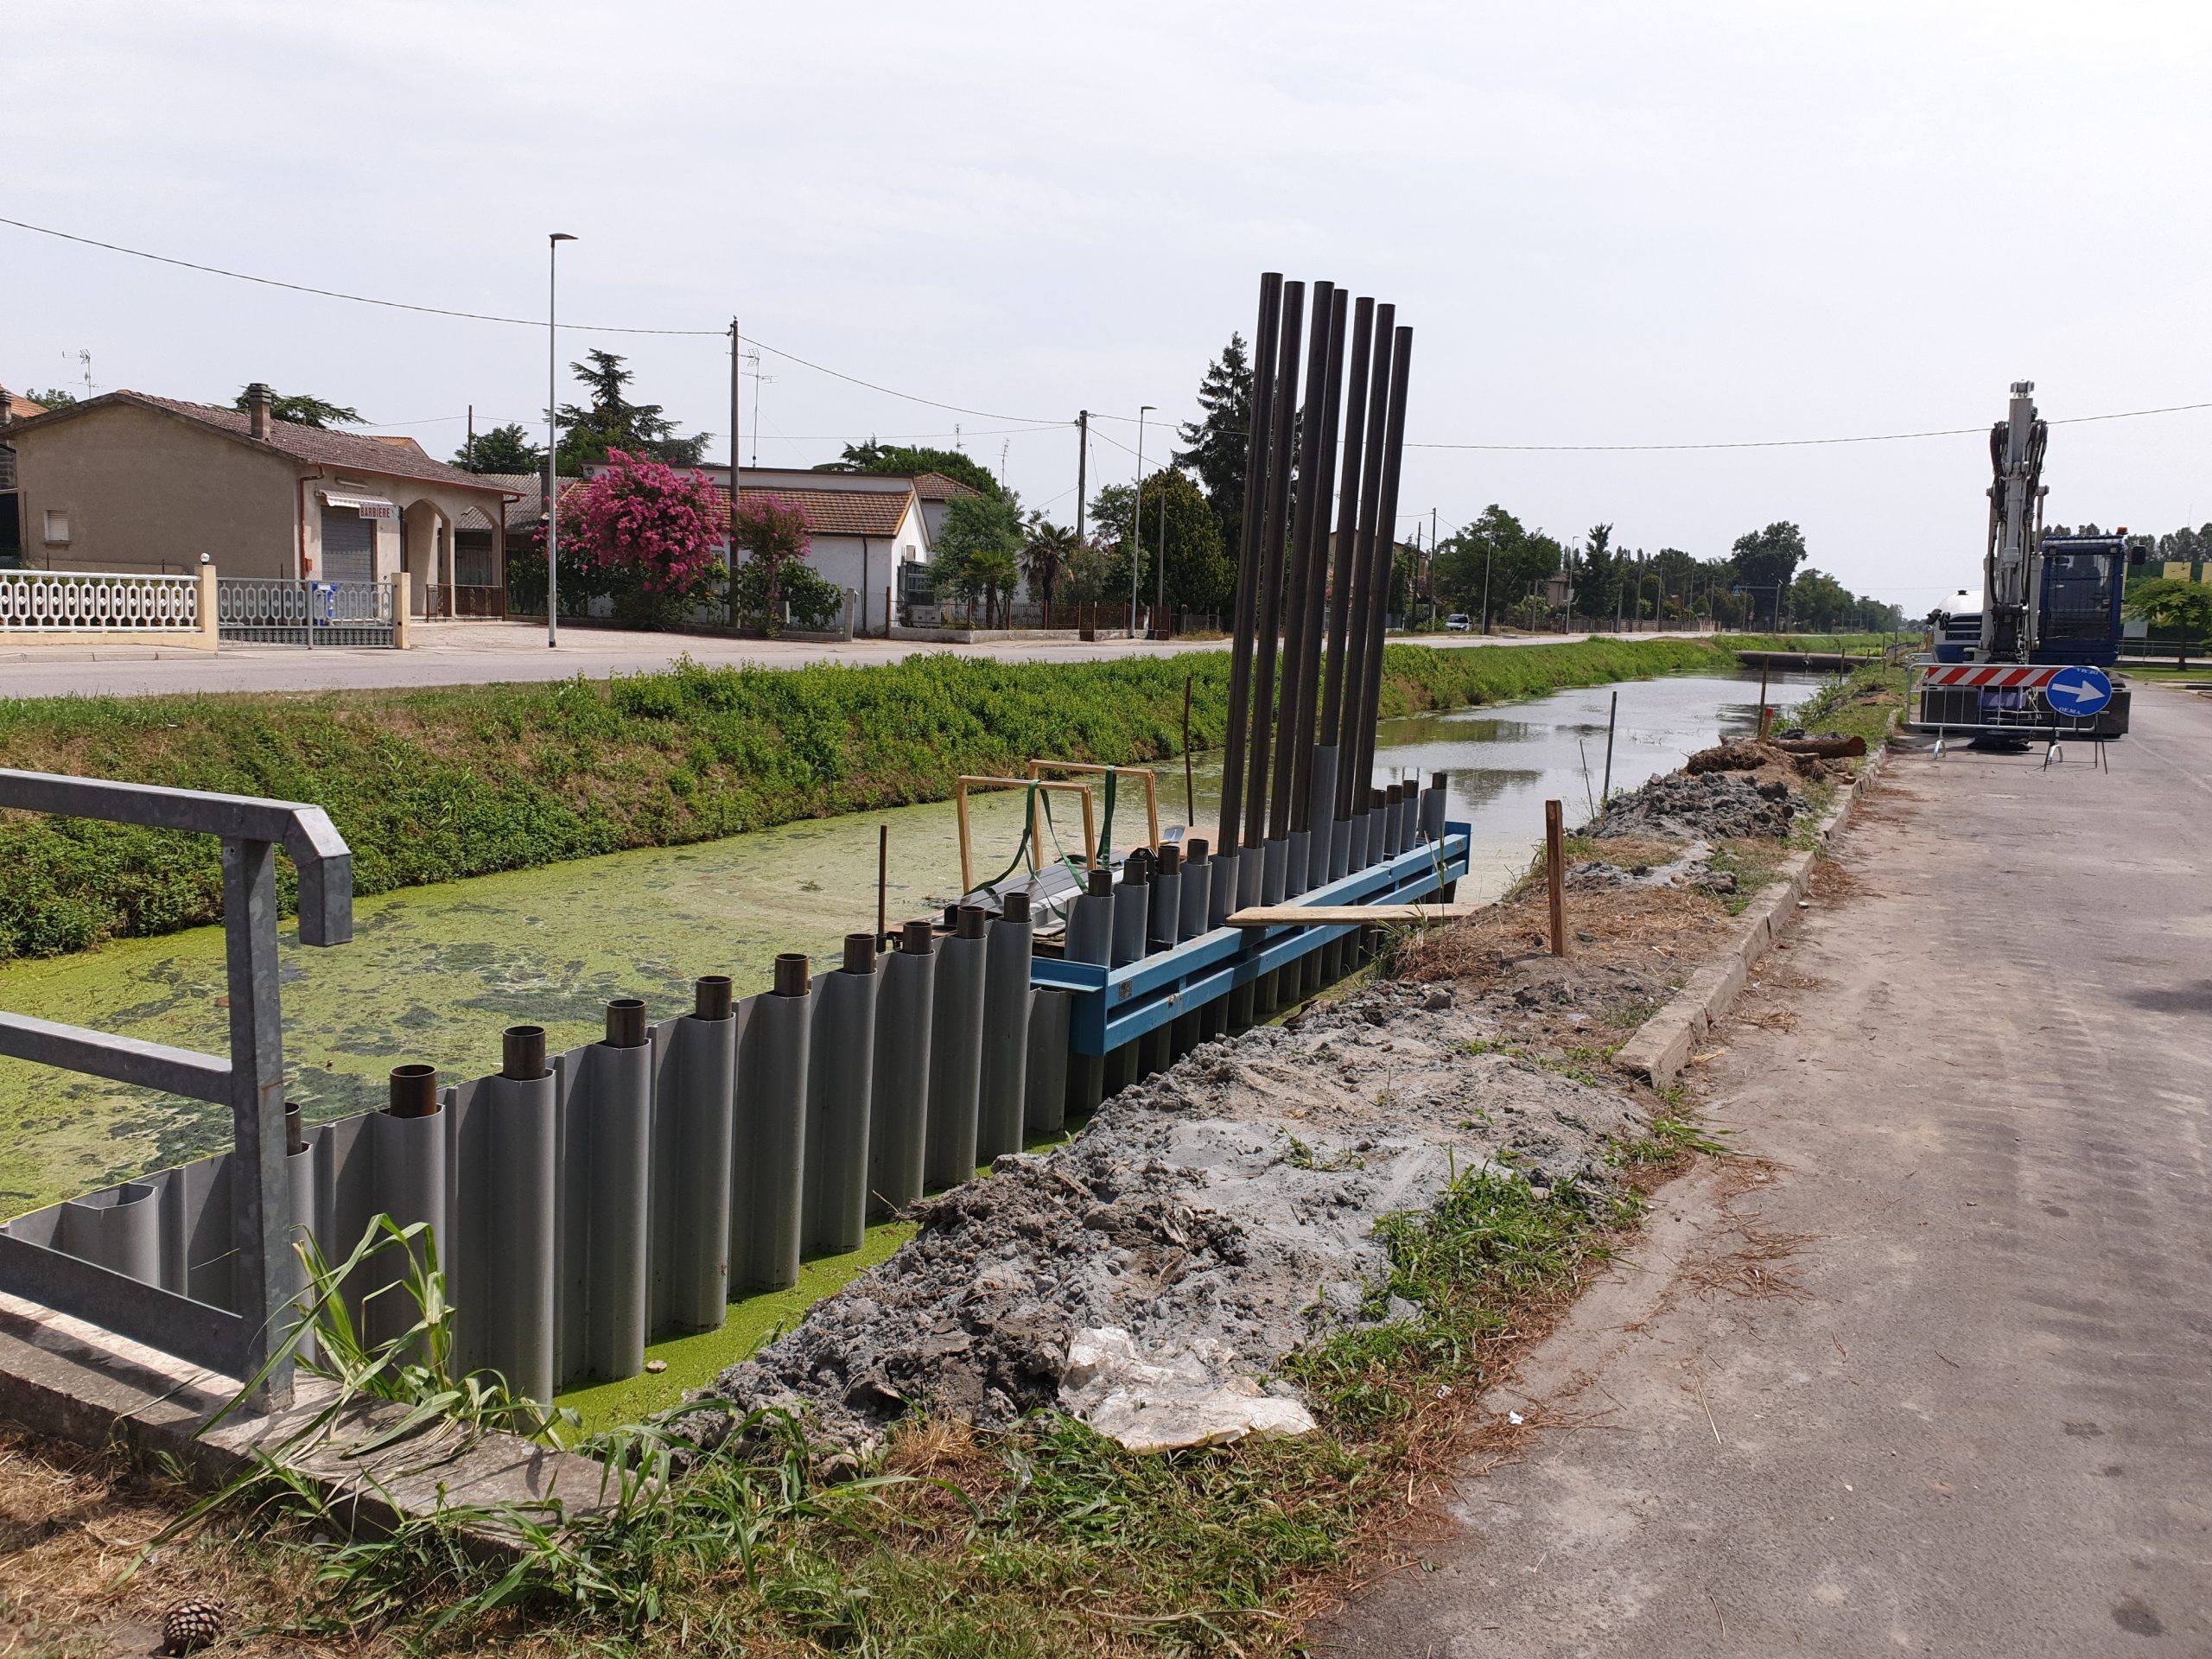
[[730, 493, 816, 634], [556, 450, 728, 626]]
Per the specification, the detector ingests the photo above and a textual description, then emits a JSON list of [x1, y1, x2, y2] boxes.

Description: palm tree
[[1021, 518, 1078, 625]]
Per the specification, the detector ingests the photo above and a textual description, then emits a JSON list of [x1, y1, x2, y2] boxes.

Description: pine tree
[[1176, 333, 1252, 559], [556, 350, 711, 470]]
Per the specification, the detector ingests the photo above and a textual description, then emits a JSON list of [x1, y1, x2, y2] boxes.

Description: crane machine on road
[[1914, 382, 2145, 743]]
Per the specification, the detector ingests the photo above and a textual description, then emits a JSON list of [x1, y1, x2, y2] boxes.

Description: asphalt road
[[0, 623, 1624, 698], [1324, 685, 2212, 1655]]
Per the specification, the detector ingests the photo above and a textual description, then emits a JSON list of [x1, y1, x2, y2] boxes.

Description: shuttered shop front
[[319, 506, 376, 582]]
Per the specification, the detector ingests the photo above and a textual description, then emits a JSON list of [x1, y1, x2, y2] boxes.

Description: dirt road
[[1325, 686, 2212, 1655]]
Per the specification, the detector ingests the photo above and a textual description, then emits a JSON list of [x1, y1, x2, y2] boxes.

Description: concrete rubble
[[702, 977, 1641, 1452]]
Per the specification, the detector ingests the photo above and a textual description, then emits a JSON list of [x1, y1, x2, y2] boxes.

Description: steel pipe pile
[[1216, 273, 1416, 934]]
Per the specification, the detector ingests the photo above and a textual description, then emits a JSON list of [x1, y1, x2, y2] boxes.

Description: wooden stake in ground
[[877, 823, 889, 948], [1544, 797, 1567, 957], [1758, 659, 1772, 739]]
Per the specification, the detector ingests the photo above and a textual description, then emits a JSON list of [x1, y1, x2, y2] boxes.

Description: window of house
[[41, 509, 69, 545]]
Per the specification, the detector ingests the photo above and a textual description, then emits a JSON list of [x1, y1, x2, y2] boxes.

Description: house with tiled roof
[[591, 463, 934, 634], [0, 385, 517, 611], [911, 470, 982, 543]]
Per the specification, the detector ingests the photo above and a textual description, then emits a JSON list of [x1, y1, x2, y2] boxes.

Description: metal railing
[[0, 568, 201, 632], [217, 576, 398, 647], [0, 772, 353, 1405], [422, 583, 506, 619]]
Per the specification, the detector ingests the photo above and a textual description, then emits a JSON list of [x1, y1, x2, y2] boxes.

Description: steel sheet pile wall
[[6, 910, 1067, 1399]]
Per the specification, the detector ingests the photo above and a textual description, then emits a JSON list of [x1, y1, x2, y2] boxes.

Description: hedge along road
[[0, 661, 1817, 1214]]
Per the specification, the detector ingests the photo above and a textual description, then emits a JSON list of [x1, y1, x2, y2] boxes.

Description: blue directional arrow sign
[[2044, 664, 2113, 719]]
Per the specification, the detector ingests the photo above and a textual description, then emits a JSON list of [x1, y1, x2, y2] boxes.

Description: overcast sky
[[10, 1, 2209, 607]]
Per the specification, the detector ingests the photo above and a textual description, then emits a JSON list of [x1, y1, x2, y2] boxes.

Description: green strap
[[974, 781, 1044, 896], [1095, 769, 1117, 870]]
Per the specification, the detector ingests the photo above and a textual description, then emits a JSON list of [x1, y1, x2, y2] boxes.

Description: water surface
[[0, 671, 1816, 1208]]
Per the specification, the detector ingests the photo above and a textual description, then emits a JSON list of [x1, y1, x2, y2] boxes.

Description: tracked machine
[[1913, 382, 2145, 745]]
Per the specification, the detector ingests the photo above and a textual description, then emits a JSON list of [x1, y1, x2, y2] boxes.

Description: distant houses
[[0, 375, 995, 635], [0, 383, 516, 613], [592, 462, 950, 635]]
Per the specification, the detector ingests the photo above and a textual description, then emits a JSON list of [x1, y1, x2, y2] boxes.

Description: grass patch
[[1283, 1168, 1620, 1432], [0, 635, 1815, 963]]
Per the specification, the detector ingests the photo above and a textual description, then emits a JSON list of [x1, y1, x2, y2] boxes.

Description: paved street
[[0, 623, 1629, 698], [1325, 685, 2212, 1655]]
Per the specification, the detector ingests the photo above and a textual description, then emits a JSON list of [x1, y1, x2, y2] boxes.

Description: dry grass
[[1397, 878, 1732, 986], [0, 1427, 356, 1659]]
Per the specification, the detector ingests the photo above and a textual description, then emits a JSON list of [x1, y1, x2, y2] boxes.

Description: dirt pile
[[1588, 770, 1800, 841], [701, 979, 1642, 1449]]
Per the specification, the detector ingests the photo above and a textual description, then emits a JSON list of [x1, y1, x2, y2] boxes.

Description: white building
[[613, 465, 934, 634]]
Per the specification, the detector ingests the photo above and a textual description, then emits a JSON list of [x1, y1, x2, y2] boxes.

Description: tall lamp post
[[1129, 404, 1154, 637], [545, 232, 576, 647]]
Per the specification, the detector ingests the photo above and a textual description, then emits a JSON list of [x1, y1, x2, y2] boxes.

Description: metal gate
[[217, 577, 399, 647]]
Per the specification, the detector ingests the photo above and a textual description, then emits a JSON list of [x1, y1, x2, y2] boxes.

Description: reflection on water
[[0, 671, 1817, 1207]]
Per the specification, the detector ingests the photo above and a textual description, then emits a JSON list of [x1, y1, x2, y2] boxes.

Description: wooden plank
[[1225, 903, 1482, 928]]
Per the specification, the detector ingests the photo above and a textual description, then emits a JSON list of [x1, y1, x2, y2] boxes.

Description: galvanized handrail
[[0, 771, 352, 1406]]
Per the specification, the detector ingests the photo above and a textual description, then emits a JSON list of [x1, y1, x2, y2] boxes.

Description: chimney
[[245, 382, 274, 441]]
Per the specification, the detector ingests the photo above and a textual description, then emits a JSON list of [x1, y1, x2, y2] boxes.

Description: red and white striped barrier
[[1918, 664, 2061, 690]]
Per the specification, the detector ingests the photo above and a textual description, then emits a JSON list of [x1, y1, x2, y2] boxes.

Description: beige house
[[0, 385, 516, 613]]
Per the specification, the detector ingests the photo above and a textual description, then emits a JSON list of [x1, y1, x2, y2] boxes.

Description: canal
[[0, 670, 1819, 1211]]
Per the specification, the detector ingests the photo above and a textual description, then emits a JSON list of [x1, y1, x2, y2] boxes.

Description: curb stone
[[1614, 754, 1882, 1088]]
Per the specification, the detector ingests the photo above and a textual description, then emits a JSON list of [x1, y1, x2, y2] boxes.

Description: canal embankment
[[0, 634, 1823, 964]]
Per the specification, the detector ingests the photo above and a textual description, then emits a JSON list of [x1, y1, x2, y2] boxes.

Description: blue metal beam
[[1046, 826, 1470, 1056]]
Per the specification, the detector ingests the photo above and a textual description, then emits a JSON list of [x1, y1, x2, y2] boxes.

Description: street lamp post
[[1129, 405, 1154, 637], [545, 232, 576, 647]]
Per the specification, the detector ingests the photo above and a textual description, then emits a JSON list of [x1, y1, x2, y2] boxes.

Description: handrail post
[[223, 837, 294, 1408]]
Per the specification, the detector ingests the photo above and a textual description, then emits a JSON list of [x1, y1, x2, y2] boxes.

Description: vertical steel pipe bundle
[[1336, 302, 1395, 826], [1242, 281, 1305, 863], [1216, 274, 1284, 874], [1351, 324, 1416, 804], [1270, 282, 1334, 861]]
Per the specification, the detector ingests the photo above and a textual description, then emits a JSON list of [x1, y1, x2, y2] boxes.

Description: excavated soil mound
[[1588, 769, 1800, 841], [701, 978, 1641, 1448]]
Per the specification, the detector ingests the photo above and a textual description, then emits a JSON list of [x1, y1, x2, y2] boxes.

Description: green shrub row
[[0, 637, 1767, 961]]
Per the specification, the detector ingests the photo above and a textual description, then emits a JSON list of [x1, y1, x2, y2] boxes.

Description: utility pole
[[1130, 405, 1154, 637], [1075, 411, 1090, 543], [466, 404, 474, 467], [545, 232, 575, 647], [739, 321, 756, 632], [1155, 469, 1167, 633]]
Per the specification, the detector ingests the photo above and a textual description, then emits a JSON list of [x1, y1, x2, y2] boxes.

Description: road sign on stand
[[2044, 664, 2113, 719]]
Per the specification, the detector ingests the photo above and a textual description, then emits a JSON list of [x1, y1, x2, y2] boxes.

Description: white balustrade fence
[[0, 569, 202, 633]]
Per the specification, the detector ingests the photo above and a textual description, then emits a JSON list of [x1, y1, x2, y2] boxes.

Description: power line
[[10, 215, 2212, 456], [0, 213, 1077, 425], [1405, 402, 2212, 453]]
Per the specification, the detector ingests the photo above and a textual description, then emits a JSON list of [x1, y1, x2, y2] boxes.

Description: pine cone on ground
[[159, 1592, 227, 1655]]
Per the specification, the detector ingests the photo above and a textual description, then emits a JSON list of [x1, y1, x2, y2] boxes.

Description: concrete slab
[[0, 1289, 607, 1554]]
